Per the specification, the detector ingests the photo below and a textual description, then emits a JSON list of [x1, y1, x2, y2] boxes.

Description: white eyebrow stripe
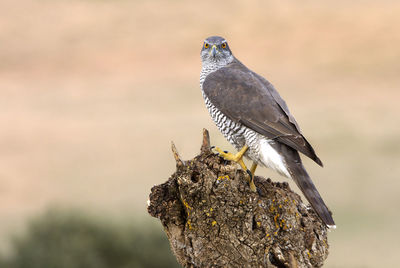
[[203, 39, 227, 44]]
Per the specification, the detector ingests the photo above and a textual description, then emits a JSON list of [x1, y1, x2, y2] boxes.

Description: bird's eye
[[204, 43, 209, 48], [221, 43, 227, 48]]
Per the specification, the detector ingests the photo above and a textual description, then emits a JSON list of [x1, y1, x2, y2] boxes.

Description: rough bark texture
[[147, 129, 329, 268]]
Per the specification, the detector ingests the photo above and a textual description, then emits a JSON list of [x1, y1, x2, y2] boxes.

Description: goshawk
[[200, 36, 335, 228]]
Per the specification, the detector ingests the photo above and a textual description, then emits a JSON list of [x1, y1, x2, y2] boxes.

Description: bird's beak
[[210, 45, 218, 57]]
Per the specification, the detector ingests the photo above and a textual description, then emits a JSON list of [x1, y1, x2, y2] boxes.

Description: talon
[[213, 146, 248, 163], [249, 179, 257, 193], [246, 169, 252, 178], [246, 169, 257, 193], [211, 146, 219, 156], [212, 145, 258, 192]]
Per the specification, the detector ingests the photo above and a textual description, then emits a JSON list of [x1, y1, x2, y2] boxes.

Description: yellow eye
[[221, 43, 227, 48], [204, 43, 209, 48]]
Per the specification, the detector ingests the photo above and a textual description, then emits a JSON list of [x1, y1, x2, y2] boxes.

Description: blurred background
[[0, 0, 399, 267]]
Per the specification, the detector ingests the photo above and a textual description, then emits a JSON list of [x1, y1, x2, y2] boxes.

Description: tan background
[[1, 0, 399, 267]]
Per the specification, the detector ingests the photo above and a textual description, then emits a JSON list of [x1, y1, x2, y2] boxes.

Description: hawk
[[200, 36, 335, 228]]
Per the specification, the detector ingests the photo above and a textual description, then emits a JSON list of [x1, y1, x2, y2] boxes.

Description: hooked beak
[[210, 45, 218, 57]]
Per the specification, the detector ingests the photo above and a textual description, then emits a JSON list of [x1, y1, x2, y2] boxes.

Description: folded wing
[[202, 61, 323, 166]]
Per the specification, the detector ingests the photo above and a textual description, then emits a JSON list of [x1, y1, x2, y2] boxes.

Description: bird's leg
[[250, 162, 258, 175], [213, 145, 257, 192], [213, 145, 248, 167], [248, 162, 258, 192]]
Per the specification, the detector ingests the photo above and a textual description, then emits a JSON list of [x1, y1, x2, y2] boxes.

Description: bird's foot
[[246, 169, 257, 193], [212, 145, 248, 164], [248, 162, 258, 193], [213, 145, 257, 192], [211, 146, 229, 165]]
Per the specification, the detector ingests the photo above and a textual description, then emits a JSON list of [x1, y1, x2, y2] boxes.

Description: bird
[[199, 36, 335, 228]]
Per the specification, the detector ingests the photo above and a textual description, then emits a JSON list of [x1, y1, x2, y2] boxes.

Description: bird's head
[[201, 36, 234, 64]]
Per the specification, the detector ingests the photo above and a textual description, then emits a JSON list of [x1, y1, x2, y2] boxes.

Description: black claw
[[223, 150, 228, 153], [246, 169, 260, 194], [246, 169, 253, 178], [210, 146, 219, 156]]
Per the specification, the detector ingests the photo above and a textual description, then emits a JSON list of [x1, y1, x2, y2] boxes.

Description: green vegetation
[[0, 210, 180, 268]]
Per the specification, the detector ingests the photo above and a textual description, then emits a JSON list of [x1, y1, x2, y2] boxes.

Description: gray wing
[[203, 61, 323, 166]]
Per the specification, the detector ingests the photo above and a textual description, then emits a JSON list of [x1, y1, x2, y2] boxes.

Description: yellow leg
[[250, 162, 258, 175], [248, 162, 258, 192], [213, 145, 248, 162], [213, 145, 257, 192]]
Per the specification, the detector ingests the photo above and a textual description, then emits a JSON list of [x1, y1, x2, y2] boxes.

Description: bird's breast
[[202, 93, 290, 178], [202, 93, 246, 147]]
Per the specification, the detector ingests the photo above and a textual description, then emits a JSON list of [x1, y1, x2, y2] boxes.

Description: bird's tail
[[286, 160, 336, 229]]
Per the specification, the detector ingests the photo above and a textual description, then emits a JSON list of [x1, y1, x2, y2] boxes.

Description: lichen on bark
[[147, 129, 329, 268]]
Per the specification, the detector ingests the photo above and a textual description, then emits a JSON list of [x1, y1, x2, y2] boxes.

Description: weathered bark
[[147, 129, 329, 268]]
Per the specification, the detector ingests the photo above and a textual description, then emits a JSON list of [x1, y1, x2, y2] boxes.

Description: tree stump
[[147, 129, 330, 267]]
